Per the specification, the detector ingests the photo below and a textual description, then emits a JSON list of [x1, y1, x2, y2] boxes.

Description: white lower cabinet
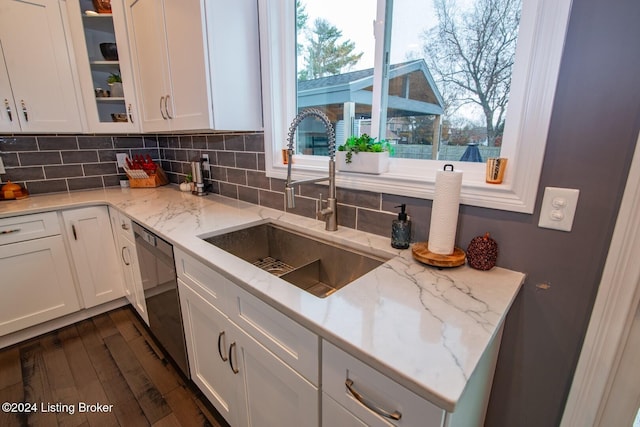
[[322, 393, 369, 427], [322, 340, 446, 427], [108, 208, 149, 324], [0, 213, 80, 336], [179, 278, 239, 423], [62, 206, 124, 308], [175, 249, 319, 427]]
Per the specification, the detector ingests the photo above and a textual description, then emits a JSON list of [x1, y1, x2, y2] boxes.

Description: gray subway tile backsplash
[[0, 131, 412, 237]]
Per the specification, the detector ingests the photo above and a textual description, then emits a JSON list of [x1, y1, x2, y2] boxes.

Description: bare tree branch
[[423, 0, 521, 145]]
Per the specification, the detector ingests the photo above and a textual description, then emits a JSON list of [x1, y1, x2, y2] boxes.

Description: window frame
[[257, 0, 573, 213]]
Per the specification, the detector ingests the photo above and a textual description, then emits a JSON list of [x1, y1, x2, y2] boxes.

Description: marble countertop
[[0, 186, 525, 411]]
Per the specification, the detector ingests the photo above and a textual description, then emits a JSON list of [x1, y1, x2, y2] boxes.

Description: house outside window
[[294, 0, 520, 164], [258, 0, 573, 213]]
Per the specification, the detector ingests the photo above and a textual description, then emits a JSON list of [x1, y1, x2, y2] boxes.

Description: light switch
[[538, 187, 580, 232]]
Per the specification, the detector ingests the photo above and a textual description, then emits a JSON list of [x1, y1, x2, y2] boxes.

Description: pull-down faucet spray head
[[284, 109, 338, 230]]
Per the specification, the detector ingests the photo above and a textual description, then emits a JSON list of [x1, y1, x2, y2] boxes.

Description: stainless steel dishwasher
[[132, 221, 189, 378]]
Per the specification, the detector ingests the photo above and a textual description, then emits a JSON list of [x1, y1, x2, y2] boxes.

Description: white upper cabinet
[[0, 0, 84, 133], [66, 0, 140, 133], [125, 0, 263, 132]]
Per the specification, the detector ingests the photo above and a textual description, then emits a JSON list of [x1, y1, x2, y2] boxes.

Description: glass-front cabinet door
[[66, 0, 139, 132]]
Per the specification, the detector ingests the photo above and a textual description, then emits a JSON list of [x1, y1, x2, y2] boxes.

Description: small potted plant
[[107, 72, 124, 97], [336, 134, 391, 174]]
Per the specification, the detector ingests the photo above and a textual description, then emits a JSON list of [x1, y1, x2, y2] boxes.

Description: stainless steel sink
[[203, 222, 389, 298]]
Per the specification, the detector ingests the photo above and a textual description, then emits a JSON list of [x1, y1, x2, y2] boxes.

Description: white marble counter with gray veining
[[0, 186, 525, 411]]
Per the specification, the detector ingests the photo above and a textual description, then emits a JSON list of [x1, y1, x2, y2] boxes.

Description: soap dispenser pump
[[391, 204, 411, 249]]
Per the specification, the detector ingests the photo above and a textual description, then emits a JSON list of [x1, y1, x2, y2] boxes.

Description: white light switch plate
[[538, 187, 580, 232]]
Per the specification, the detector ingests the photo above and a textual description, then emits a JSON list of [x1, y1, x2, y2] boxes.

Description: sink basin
[[203, 222, 389, 298]]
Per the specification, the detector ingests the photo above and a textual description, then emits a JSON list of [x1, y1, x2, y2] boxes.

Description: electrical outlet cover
[[116, 153, 129, 168]]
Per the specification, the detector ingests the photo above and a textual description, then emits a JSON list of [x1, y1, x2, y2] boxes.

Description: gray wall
[[1, 0, 639, 424], [482, 0, 640, 424]]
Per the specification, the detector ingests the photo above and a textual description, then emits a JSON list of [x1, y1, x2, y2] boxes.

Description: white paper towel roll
[[428, 165, 463, 255]]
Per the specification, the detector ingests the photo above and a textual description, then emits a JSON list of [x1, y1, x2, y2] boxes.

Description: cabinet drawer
[[226, 284, 319, 386], [175, 248, 228, 312], [0, 212, 60, 245], [322, 340, 444, 427]]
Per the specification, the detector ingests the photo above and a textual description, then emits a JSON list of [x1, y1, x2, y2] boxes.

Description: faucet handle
[[316, 193, 324, 218]]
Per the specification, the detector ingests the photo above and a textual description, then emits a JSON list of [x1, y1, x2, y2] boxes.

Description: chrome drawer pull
[[217, 331, 228, 362], [121, 246, 131, 266], [21, 100, 28, 122], [1, 228, 21, 235], [160, 96, 167, 120], [4, 99, 12, 121], [345, 379, 402, 421], [229, 342, 239, 374], [164, 94, 173, 119]]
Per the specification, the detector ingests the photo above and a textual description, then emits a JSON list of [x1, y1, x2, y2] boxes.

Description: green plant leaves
[[338, 134, 390, 163]]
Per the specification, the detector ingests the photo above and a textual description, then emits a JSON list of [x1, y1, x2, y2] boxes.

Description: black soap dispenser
[[391, 204, 411, 249]]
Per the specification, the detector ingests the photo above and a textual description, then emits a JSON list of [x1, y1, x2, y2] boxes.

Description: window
[[257, 0, 573, 213]]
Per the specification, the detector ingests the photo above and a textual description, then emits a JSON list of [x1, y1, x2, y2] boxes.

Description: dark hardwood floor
[[0, 307, 230, 427]]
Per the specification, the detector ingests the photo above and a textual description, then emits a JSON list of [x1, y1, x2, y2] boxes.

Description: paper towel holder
[[411, 242, 466, 268]]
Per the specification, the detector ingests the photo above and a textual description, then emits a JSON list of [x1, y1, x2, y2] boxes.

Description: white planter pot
[[336, 151, 389, 174], [109, 82, 124, 98]]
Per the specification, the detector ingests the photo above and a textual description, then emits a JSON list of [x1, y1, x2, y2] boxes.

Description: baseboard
[[0, 298, 129, 349]]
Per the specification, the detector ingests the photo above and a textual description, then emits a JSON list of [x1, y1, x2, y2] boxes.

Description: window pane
[[386, 0, 522, 162], [295, 0, 376, 154]]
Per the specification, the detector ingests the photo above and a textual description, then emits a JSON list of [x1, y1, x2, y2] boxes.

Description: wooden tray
[[411, 241, 466, 268]]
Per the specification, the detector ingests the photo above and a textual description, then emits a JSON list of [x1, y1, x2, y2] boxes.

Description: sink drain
[[253, 257, 295, 277]]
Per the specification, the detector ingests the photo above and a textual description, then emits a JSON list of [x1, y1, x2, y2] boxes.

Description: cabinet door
[[161, 0, 210, 131], [0, 0, 83, 133], [322, 393, 368, 427], [121, 233, 149, 325], [0, 235, 80, 336], [125, 0, 171, 132], [65, 0, 140, 133], [62, 206, 124, 308], [108, 208, 132, 303], [233, 321, 319, 427], [0, 47, 20, 133], [179, 279, 241, 427]]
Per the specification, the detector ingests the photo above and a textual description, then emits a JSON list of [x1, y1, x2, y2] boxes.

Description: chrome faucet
[[285, 108, 338, 231]]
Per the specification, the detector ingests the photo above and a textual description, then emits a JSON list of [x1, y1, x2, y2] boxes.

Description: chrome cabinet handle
[[1, 228, 21, 235], [345, 379, 402, 421], [20, 100, 28, 122], [127, 104, 134, 124], [4, 99, 12, 121], [160, 96, 167, 119], [217, 331, 228, 362], [121, 246, 131, 266], [164, 94, 173, 119], [228, 342, 239, 374]]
